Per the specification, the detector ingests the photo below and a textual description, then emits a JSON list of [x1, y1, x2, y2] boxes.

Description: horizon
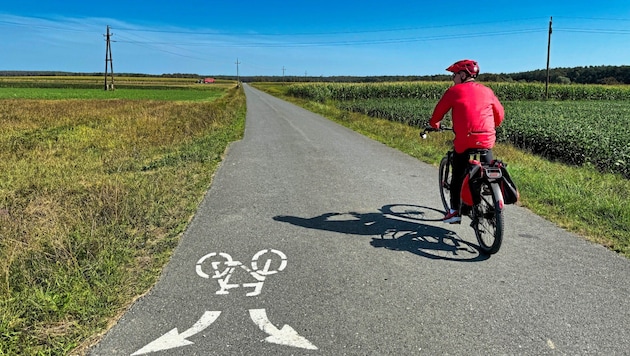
[[1, 63, 628, 78]]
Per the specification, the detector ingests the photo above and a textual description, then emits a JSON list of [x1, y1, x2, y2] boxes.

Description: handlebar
[[420, 126, 453, 139]]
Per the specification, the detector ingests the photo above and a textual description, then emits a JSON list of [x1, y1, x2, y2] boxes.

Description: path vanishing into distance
[[90, 84, 630, 355]]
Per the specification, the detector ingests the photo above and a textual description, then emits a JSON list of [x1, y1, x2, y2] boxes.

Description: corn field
[[287, 82, 630, 178], [287, 81, 630, 101]]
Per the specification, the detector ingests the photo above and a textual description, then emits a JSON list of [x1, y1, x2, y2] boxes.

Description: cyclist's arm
[[429, 92, 453, 129], [492, 95, 505, 127]]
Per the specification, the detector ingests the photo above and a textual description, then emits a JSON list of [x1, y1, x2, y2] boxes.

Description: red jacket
[[429, 81, 504, 154]]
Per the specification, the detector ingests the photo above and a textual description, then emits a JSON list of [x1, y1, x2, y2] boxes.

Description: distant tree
[[555, 76, 571, 84], [598, 77, 621, 85]]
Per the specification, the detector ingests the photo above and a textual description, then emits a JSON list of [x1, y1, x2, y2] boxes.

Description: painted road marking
[[131, 311, 221, 355], [250, 308, 318, 350], [131, 249, 317, 354], [131, 308, 317, 354], [251, 249, 288, 275], [195, 249, 287, 297]]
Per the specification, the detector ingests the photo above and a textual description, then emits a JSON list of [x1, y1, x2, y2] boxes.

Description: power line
[[112, 17, 548, 37], [555, 28, 630, 35], [0, 19, 99, 33], [3, 15, 630, 40], [555, 16, 630, 22], [113, 28, 546, 49], [114, 34, 211, 61]]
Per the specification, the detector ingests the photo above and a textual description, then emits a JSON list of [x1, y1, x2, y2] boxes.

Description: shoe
[[442, 209, 461, 224]]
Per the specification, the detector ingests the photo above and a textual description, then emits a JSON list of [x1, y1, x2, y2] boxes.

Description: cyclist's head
[[446, 59, 479, 80]]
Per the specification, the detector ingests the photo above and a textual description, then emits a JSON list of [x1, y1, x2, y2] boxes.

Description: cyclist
[[429, 59, 505, 224]]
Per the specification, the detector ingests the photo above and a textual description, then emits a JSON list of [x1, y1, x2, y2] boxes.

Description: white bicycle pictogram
[[132, 249, 317, 354], [195, 249, 287, 296]]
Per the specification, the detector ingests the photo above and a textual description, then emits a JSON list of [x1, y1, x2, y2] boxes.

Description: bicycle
[[421, 127, 505, 255]]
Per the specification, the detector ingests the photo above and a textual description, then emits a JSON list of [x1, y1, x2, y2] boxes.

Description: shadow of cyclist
[[273, 205, 487, 262]]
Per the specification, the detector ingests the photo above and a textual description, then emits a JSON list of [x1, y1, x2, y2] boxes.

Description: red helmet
[[446, 59, 479, 77]]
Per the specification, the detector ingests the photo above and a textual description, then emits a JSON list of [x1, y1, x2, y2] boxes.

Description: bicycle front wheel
[[473, 181, 504, 255], [438, 156, 452, 212]]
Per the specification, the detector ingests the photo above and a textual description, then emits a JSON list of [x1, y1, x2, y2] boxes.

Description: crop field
[[287, 82, 630, 179], [287, 81, 630, 101], [0, 76, 233, 101], [0, 78, 245, 354], [0, 75, 233, 88]]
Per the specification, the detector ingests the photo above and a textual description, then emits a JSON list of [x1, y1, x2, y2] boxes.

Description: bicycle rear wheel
[[472, 181, 504, 254], [438, 156, 452, 212]]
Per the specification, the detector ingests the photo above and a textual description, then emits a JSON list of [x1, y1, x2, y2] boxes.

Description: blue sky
[[1, 1, 630, 77]]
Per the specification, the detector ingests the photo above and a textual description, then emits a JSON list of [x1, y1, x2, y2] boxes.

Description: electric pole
[[282, 66, 286, 84], [235, 58, 241, 86], [545, 16, 552, 99], [104, 25, 115, 91]]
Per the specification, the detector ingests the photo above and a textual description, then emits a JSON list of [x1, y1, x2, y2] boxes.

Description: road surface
[[90, 84, 630, 355]]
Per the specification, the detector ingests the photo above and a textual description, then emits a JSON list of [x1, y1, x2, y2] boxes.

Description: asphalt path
[[90, 84, 630, 355]]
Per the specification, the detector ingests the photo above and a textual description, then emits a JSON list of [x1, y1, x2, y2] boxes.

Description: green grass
[[252, 82, 630, 258], [0, 82, 246, 354], [0, 87, 226, 101]]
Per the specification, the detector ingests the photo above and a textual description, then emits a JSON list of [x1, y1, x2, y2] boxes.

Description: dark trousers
[[450, 149, 494, 210]]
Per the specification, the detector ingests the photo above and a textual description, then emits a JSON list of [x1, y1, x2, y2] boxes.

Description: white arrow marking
[[131, 311, 221, 355], [249, 309, 318, 350]]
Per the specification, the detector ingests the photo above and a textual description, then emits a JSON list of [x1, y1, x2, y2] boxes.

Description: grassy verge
[[0, 85, 246, 354], [252, 83, 630, 258]]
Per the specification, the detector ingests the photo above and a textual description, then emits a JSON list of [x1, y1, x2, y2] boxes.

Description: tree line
[[241, 65, 630, 85], [502, 65, 630, 85], [2, 65, 630, 84]]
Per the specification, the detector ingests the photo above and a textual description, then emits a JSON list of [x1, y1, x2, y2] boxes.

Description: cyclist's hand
[[421, 125, 437, 139]]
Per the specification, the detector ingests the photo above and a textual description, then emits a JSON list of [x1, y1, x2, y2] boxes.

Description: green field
[[286, 81, 630, 101], [335, 98, 630, 178], [284, 82, 630, 178], [0, 87, 226, 101], [0, 78, 245, 354], [0, 76, 233, 101]]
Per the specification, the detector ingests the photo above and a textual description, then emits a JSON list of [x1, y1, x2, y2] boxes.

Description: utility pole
[[235, 58, 241, 86], [104, 25, 115, 91], [282, 66, 286, 84], [545, 16, 552, 99]]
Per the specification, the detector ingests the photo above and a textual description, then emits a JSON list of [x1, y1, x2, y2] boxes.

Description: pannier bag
[[493, 160, 519, 204], [461, 159, 520, 206], [460, 160, 483, 207]]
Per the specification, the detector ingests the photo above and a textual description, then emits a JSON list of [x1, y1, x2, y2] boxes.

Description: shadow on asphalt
[[273, 204, 488, 262]]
